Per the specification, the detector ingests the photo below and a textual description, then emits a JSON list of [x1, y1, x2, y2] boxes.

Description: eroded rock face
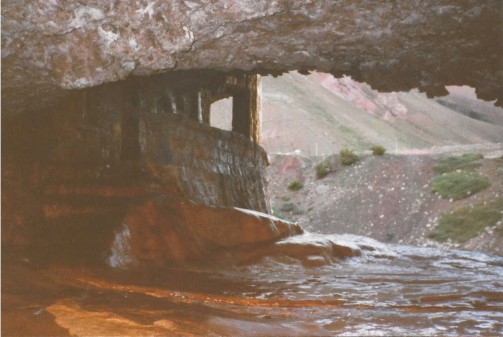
[[2, 0, 502, 115], [1, 73, 270, 257], [108, 198, 361, 268], [109, 198, 304, 268]]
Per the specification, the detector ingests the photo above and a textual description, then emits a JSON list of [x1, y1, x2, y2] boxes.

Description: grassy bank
[[428, 198, 503, 243]]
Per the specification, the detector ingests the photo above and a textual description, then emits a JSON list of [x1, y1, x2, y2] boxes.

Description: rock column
[[250, 75, 261, 144], [185, 91, 202, 122], [230, 74, 261, 143], [200, 89, 212, 125]]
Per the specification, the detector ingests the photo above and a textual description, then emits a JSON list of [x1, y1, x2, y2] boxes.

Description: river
[[3, 233, 503, 336]]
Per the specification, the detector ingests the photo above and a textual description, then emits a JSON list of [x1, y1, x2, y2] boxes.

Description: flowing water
[[4, 233, 503, 336]]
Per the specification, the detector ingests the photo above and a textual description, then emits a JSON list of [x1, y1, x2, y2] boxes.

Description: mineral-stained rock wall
[[109, 198, 303, 267], [1, 72, 269, 262], [151, 115, 269, 211]]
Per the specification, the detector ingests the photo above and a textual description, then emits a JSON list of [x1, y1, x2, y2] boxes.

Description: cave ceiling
[[1, 0, 502, 115]]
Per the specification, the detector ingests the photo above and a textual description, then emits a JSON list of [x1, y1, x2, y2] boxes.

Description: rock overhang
[[2, 0, 502, 115]]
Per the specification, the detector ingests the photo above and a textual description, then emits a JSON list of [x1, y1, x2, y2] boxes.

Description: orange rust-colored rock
[[110, 198, 303, 268]]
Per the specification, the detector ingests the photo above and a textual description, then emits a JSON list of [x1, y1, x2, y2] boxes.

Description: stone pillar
[[250, 75, 261, 144], [175, 93, 185, 115], [177, 91, 202, 122], [166, 90, 177, 114], [200, 89, 212, 125], [231, 74, 261, 143], [232, 87, 251, 139], [190, 91, 202, 122]]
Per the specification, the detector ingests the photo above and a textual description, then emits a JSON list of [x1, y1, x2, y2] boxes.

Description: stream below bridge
[[3, 233, 503, 336]]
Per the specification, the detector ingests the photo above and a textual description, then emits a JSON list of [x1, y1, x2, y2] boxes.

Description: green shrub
[[340, 148, 359, 166], [431, 172, 490, 200], [315, 160, 331, 179], [280, 202, 302, 214], [433, 153, 483, 174], [371, 145, 386, 156], [288, 180, 303, 191], [428, 198, 503, 243]]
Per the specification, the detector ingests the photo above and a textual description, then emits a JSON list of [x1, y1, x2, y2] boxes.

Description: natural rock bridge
[[3, 2, 503, 336], [2, 0, 502, 265], [3, 71, 274, 266], [2, 0, 502, 115]]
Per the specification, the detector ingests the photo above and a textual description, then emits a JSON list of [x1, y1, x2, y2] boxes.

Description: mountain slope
[[435, 86, 503, 127], [267, 153, 503, 256], [256, 72, 503, 155]]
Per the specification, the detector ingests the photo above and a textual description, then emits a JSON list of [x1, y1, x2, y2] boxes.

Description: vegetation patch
[[314, 159, 332, 179], [428, 198, 503, 243], [340, 148, 359, 166], [371, 145, 386, 156], [280, 202, 302, 214], [271, 208, 286, 220], [431, 172, 490, 200], [288, 180, 303, 191], [433, 153, 483, 174]]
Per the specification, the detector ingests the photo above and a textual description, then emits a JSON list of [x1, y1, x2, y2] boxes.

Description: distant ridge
[[211, 72, 503, 155]]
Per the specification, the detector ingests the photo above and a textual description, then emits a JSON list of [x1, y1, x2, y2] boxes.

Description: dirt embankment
[[267, 150, 503, 256]]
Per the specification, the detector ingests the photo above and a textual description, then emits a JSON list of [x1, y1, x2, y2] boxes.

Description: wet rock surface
[[2, 0, 502, 115], [110, 198, 304, 268]]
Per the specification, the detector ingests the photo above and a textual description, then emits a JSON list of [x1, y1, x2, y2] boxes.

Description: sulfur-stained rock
[[108, 198, 363, 269], [108, 197, 303, 268]]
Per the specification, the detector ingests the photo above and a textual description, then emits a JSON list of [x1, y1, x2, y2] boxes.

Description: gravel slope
[[267, 150, 503, 256]]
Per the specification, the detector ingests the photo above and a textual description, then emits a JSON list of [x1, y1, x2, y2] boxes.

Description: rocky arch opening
[[209, 96, 233, 131], [260, 71, 503, 156]]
